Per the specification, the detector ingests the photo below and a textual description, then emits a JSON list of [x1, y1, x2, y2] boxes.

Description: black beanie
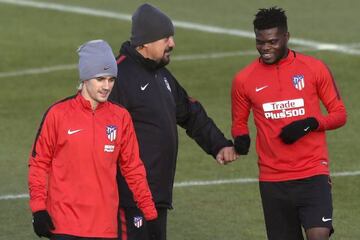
[[130, 3, 174, 47]]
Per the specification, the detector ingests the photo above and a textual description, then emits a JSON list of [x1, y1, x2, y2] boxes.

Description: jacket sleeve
[[173, 78, 232, 158], [314, 61, 347, 131], [28, 108, 57, 212], [118, 111, 157, 220], [231, 72, 251, 137]]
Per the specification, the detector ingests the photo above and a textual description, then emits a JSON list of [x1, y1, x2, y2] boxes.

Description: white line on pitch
[[0, 193, 28, 200], [0, 47, 317, 79], [174, 170, 360, 188], [2, 170, 360, 200], [0, 0, 359, 55], [0, 51, 258, 78], [343, 42, 360, 48], [0, 64, 77, 78], [174, 177, 257, 187]]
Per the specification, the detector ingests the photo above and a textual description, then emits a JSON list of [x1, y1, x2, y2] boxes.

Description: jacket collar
[[76, 92, 106, 112], [120, 41, 162, 71]]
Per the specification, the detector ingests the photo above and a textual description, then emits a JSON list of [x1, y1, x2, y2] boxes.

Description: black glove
[[234, 134, 250, 155], [147, 218, 162, 240], [279, 117, 319, 144], [32, 210, 55, 238]]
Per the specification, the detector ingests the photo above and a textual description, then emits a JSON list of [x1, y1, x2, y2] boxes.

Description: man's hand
[[32, 210, 55, 238], [216, 146, 239, 165], [279, 117, 319, 144], [234, 135, 250, 155]]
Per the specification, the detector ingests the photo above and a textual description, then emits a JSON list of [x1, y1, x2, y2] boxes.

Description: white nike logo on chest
[[67, 129, 82, 135], [141, 83, 149, 91], [255, 85, 268, 92]]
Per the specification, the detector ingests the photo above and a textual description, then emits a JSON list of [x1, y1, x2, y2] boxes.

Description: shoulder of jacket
[[107, 101, 131, 118], [47, 95, 76, 114], [295, 52, 326, 69], [108, 100, 126, 110], [162, 67, 176, 78], [233, 59, 260, 83], [38, 95, 76, 127], [117, 56, 144, 81]]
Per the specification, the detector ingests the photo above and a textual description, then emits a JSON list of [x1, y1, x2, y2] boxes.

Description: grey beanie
[[130, 3, 174, 47], [77, 39, 117, 81]]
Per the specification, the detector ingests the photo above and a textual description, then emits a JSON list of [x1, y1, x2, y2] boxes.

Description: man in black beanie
[[109, 3, 238, 240]]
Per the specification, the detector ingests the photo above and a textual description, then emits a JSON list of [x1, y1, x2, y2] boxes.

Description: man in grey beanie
[[109, 4, 238, 240], [78, 39, 118, 82], [28, 39, 157, 240]]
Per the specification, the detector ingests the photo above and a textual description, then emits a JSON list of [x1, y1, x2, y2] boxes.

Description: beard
[[157, 47, 173, 68]]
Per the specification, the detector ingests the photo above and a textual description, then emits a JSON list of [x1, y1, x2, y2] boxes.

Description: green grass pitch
[[0, 1, 359, 239]]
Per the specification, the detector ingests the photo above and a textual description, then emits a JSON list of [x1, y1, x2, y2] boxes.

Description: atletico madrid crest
[[106, 125, 117, 142], [134, 216, 143, 228], [163, 77, 171, 92], [292, 75, 305, 90]]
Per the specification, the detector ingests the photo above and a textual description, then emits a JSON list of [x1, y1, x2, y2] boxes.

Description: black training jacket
[[109, 41, 232, 209]]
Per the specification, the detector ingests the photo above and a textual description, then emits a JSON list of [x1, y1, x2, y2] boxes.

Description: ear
[[80, 80, 88, 95], [285, 32, 290, 41], [136, 45, 145, 50], [136, 44, 150, 58]]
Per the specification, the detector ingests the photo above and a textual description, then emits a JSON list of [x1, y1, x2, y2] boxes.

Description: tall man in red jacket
[[231, 7, 347, 240], [28, 40, 157, 240]]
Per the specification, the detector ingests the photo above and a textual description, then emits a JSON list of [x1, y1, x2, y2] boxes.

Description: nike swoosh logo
[[322, 217, 332, 222], [104, 66, 110, 70], [304, 126, 310, 132], [141, 83, 149, 91], [255, 86, 268, 92], [67, 129, 82, 135]]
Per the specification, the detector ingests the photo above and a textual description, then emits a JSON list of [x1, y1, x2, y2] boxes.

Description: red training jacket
[[232, 50, 347, 181], [28, 93, 157, 238]]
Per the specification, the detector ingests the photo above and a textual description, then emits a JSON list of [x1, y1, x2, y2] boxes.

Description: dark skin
[[255, 26, 332, 240], [255, 27, 289, 65]]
